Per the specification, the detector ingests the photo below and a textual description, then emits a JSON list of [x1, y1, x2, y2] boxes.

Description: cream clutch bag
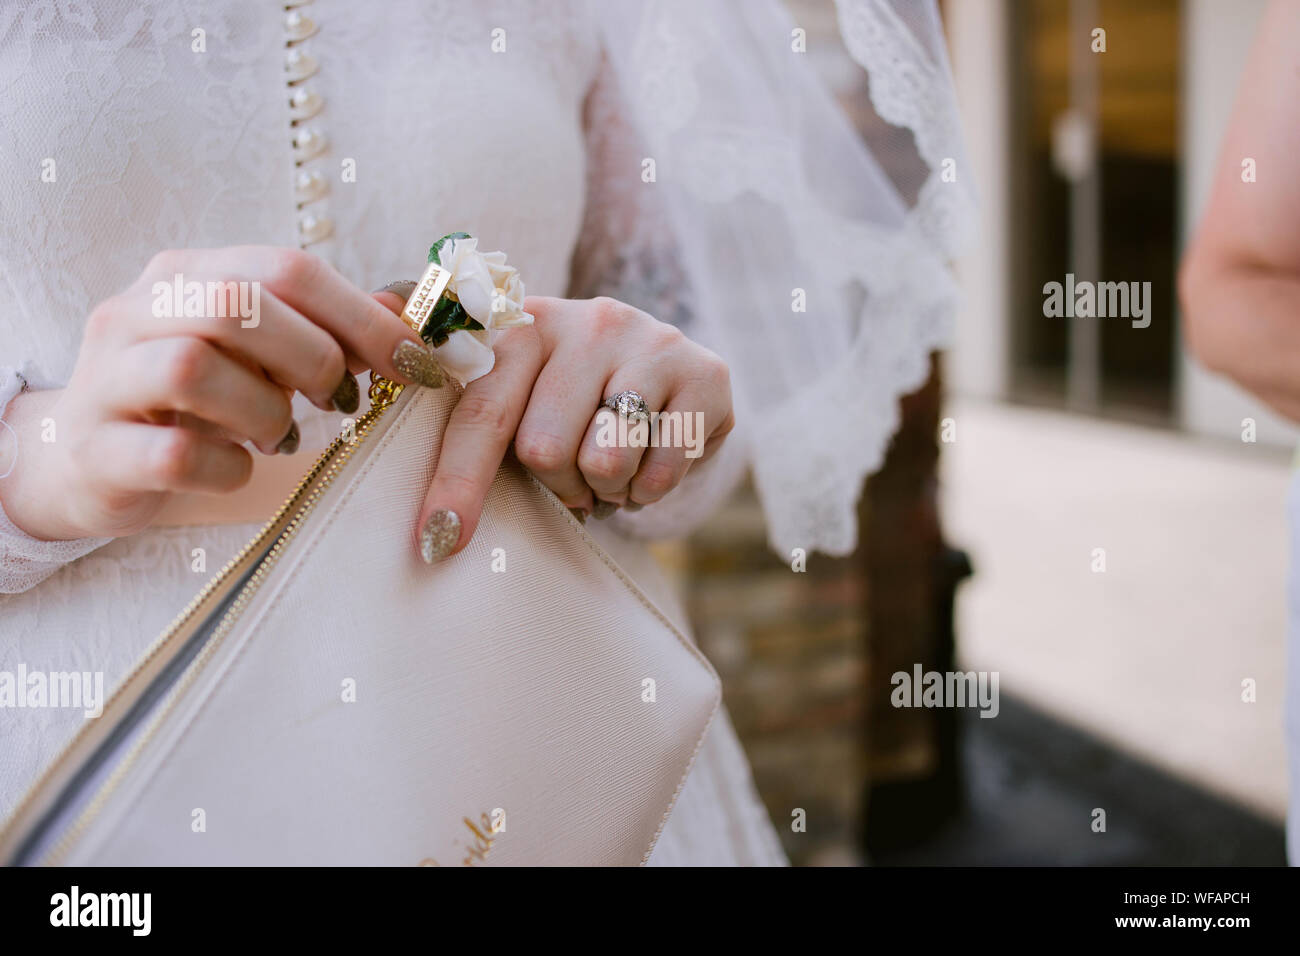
[[0, 375, 721, 866]]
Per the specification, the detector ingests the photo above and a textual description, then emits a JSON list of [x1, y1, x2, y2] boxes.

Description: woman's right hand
[[0, 246, 444, 541]]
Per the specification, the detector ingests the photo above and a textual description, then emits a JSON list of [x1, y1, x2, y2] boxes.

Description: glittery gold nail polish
[[276, 420, 300, 455], [420, 509, 460, 563], [393, 340, 445, 389], [331, 370, 360, 414], [591, 500, 619, 520], [373, 280, 419, 300]]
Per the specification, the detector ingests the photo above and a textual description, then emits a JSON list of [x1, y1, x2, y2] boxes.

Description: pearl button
[[283, 0, 327, 251], [284, 48, 318, 83], [288, 87, 323, 122], [292, 126, 328, 163], [284, 11, 317, 43], [294, 169, 329, 205], [298, 213, 334, 245]]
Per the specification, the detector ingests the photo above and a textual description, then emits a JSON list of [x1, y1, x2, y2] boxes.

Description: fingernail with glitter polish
[[331, 370, 360, 414], [592, 500, 619, 520], [373, 280, 418, 301], [393, 340, 446, 389], [624, 502, 643, 513], [276, 420, 300, 455], [420, 509, 461, 564]]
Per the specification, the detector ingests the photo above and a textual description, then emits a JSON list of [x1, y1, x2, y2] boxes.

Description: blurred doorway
[[1008, 0, 1181, 425]]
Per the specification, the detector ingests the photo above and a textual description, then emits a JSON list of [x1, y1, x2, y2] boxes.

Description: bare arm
[[1179, 0, 1300, 420]]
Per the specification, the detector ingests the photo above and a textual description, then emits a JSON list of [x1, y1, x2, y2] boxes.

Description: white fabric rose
[[432, 237, 534, 384]]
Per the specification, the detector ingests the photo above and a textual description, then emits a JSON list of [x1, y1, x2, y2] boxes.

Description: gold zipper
[[1, 375, 406, 865]]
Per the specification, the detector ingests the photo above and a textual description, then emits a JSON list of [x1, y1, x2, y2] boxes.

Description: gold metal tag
[[400, 261, 453, 339]]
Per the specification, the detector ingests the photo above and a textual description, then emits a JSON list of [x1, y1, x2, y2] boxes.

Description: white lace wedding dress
[[0, 0, 969, 865]]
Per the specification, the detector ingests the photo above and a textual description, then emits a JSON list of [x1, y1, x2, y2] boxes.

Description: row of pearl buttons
[[285, 2, 332, 248]]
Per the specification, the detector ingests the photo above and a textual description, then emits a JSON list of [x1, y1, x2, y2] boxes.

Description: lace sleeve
[[0, 363, 112, 595], [585, 0, 975, 559], [567, 53, 749, 540]]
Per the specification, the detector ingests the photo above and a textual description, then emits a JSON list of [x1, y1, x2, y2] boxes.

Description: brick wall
[[673, 359, 946, 866]]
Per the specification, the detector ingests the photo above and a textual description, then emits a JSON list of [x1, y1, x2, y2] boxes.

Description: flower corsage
[[399, 232, 535, 385]]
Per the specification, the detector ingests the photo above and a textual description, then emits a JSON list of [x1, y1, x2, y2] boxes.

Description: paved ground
[[870, 694, 1285, 865], [940, 398, 1291, 823]]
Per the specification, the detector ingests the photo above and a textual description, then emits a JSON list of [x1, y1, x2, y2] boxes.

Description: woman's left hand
[[372, 292, 734, 563]]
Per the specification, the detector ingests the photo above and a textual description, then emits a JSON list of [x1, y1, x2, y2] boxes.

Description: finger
[[371, 282, 448, 389], [628, 348, 733, 506], [626, 389, 731, 507], [512, 343, 617, 511], [576, 371, 672, 508], [141, 248, 440, 394], [416, 326, 543, 563], [216, 248, 440, 389], [127, 287, 351, 413], [92, 422, 254, 495], [104, 338, 297, 455], [371, 282, 417, 315]]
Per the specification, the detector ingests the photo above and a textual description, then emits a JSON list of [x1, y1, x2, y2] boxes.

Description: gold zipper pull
[[368, 374, 404, 410]]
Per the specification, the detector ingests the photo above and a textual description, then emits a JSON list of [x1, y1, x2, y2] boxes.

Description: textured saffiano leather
[[52, 383, 721, 865]]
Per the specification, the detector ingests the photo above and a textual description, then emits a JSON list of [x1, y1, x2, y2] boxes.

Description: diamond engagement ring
[[602, 390, 651, 424]]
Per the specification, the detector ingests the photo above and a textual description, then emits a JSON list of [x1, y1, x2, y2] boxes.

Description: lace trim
[[835, 0, 977, 258], [0, 363, 113, 594], [604, 0, 973, 557], [0, 506, 114, 596]]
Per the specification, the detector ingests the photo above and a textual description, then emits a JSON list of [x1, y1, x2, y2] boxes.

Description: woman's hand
[[371, 292, 735, 563], [0, 247, 443, 541]]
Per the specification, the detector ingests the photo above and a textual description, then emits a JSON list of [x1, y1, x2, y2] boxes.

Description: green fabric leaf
[[428, 231, 472, 265], [423, 297, 483, 347]]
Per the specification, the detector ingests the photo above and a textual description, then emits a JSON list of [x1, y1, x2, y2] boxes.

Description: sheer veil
[[592, 0, 975, 558]]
